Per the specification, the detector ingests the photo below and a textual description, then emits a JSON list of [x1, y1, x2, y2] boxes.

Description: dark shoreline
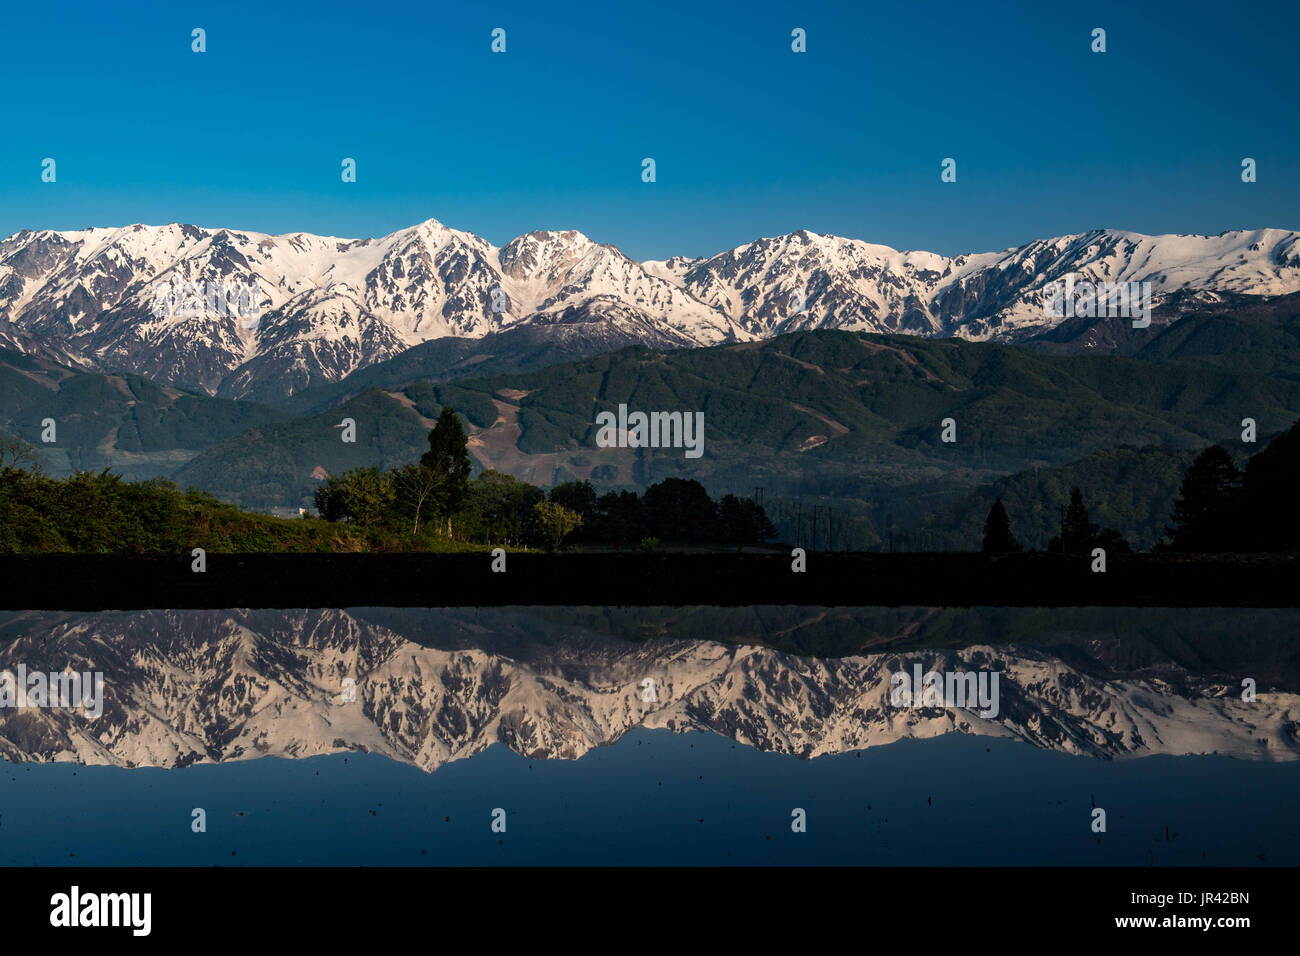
[[0, 552, 1295, 610]]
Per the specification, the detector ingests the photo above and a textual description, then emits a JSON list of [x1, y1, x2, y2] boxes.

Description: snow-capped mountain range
[[1, 608, 1294, 771], [2, 220, 1298, 399]]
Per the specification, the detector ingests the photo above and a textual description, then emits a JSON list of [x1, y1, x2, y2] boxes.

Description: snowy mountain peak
[[1, 220, 1297, 399], [498, 229, 602, 283]]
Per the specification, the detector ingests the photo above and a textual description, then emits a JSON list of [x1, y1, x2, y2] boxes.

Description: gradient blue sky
[[1, 0, 1296, 260]]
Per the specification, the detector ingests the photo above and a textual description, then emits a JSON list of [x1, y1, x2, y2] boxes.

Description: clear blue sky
[[1, 0, 1296, 259]]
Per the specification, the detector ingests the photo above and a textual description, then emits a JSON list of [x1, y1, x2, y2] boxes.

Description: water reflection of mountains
[[0, 607, 1295, 770]]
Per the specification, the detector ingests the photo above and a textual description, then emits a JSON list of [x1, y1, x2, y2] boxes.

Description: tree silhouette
[[1048, 487, 1100, 553], [1164, 445, 1242, 552], [981, 498, 1021, 553], [420, 407, 472, 533], [719, 493, 778, 545], [1046, 486, 1134, 554], [1094, 526, 1133, 555], [592, 490, 645, 545], [1237, 421, 1300, 551], [643, 477, 717, 542]]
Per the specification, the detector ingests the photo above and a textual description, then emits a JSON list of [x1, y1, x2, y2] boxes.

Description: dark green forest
[[0, 408, 778, 554], [105, 330, 1300, 513], [3, 414, 1296, 555], [4, 314, 1300, 555]]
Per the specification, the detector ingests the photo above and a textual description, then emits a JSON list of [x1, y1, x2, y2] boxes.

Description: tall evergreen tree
[[981, 498, 1021, 553], [1238, 421, 1300, 551], [1165, 445, 1242, 552], [420, 407, 472, 532], [1047, 487, 1094, 553], [1060, 487, 1098, 553]]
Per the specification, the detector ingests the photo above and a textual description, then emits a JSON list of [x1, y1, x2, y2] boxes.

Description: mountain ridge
[[4, 218, 1297, 400]]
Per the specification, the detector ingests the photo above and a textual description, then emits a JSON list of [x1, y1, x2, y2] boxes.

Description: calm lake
[[1, 606, 1296, 865]]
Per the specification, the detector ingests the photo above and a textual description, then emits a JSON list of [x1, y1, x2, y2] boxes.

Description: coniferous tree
[[420, 407, 472, 532], [1238, 421, 1300, 551], [1045, 486, 1097, 554], [1164, 445, 1242, 552], [1056, 487, 1098, 553], [981, 498, 1021, 553]]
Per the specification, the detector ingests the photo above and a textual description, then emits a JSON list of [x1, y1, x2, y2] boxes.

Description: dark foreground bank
[[0, 552, 1296, 609]]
